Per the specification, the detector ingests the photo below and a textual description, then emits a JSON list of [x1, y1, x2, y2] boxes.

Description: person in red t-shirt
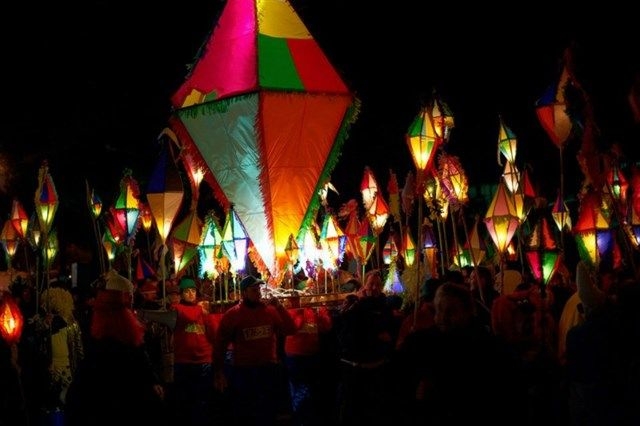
[[214, 275, 296, 426], [142, 276, 216, 426], [284, 305, 332, 426]]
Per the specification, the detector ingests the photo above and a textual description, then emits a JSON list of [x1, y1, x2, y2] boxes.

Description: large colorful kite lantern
[[169, 0, 359, 284]]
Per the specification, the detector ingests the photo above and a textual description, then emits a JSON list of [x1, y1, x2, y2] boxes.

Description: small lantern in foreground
[[0, 292, 24, 344]]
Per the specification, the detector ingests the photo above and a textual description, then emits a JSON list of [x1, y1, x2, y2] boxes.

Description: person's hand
[[198, 301, 211, 314], [267, 296, 283, 308], [153, 384, 164, 400]]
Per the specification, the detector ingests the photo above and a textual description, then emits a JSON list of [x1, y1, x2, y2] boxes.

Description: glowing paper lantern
[[573, 192, 611, 267], [361, 167, 379, 212], [552, 193, 572, 232], [0, 221, 19, 260], [147, 140, 185, 245], [358, 220, 376, 265], [403, 229, 416, 267], [367, 194, 390, 236], [44, 230, 58, 265], [497, 118, 518, 165], [220, 206, 249, 274], [198, 213, 223, 279], [27, 213, 41, 250], [169, 0, 358, 279], [423, 225, 438, 278], [525, 217, 561, 285], [320, 213, 345, 266], [484, 181, 520, 255], [172, 210, 203, 276], [502, 162, 520, 194], [0, 292, 24, 344], [113, 170, 141, 244], [606, 163, 629, 203], [406, 104, 440, 185], [627, 198, 640, 248], [465, 217, 486, 267], [102, 228, 119, 263], [439, 153, 468, 208], [382, 236, 398, 265], [343, 207, 362, 262], [383, 262, 404, 294], [525, 250, 561, 285], [34, 161, 58, 236], [452, 245, 473, 269], [138, 202, 154, 233], [535, 66, 573, 149], [104, 210, 126, 246], [285, 233, 300, 264], [135, 256, 156, 281], [10, 200, 29, 239], [86, 185, 103, 219]]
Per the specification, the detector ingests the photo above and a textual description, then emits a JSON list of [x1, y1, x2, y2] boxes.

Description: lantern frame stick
[[413, 197, 423, 326], [559, 146, 565, 250], [450, 210, 462, 272], [435, 217, 446, 276], [460, 209, 485, 305]]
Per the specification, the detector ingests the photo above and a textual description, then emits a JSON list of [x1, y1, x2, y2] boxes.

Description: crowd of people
[[2, 258, 640, 426]]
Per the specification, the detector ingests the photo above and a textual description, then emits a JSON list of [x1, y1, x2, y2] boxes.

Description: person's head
[[239, 275, 265, 305], [420, 277, 443, 303], [103, 269, 135, 308], [433, 283, 475, 332], [166, 281, 181, 305], [362, 270, 383, 297], [469, 266, 494, 291], [179, 277, 198, 304], [138, 279, 158, 302], [92, 271, 144, 347], [444, 269, 465, 286], [40, 287, 75, 323]]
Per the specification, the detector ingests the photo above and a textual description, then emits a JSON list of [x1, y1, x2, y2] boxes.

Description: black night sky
[[1, 1, 638, 249]]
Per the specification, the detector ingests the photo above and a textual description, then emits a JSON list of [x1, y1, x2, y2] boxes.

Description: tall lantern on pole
[[406, 102, 442, 320], [284, 233, 300, 289], [147, 138, 185, 300], [113, 170, 142, 281], [0, 220, 19, 270], [34, 161, 58, 300], [220, 206, 249, 295], [484, 181, 520, 292], [573, 192, 611, 267], [525, 217, 561, 286], [0, 292, 24, 345], [86, 182, 106, 274]]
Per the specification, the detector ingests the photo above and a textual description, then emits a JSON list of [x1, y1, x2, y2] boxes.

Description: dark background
[[1, 1, 638, 253]]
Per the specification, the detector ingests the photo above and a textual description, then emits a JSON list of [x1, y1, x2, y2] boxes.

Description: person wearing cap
[[213, 275, 296, 426], [169, 276, 217, 426], [142, 276, 217, 426]]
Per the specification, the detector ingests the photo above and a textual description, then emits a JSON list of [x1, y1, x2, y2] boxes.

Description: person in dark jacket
[[396, 282, 527, 426], [335, 269, 396, 425]]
